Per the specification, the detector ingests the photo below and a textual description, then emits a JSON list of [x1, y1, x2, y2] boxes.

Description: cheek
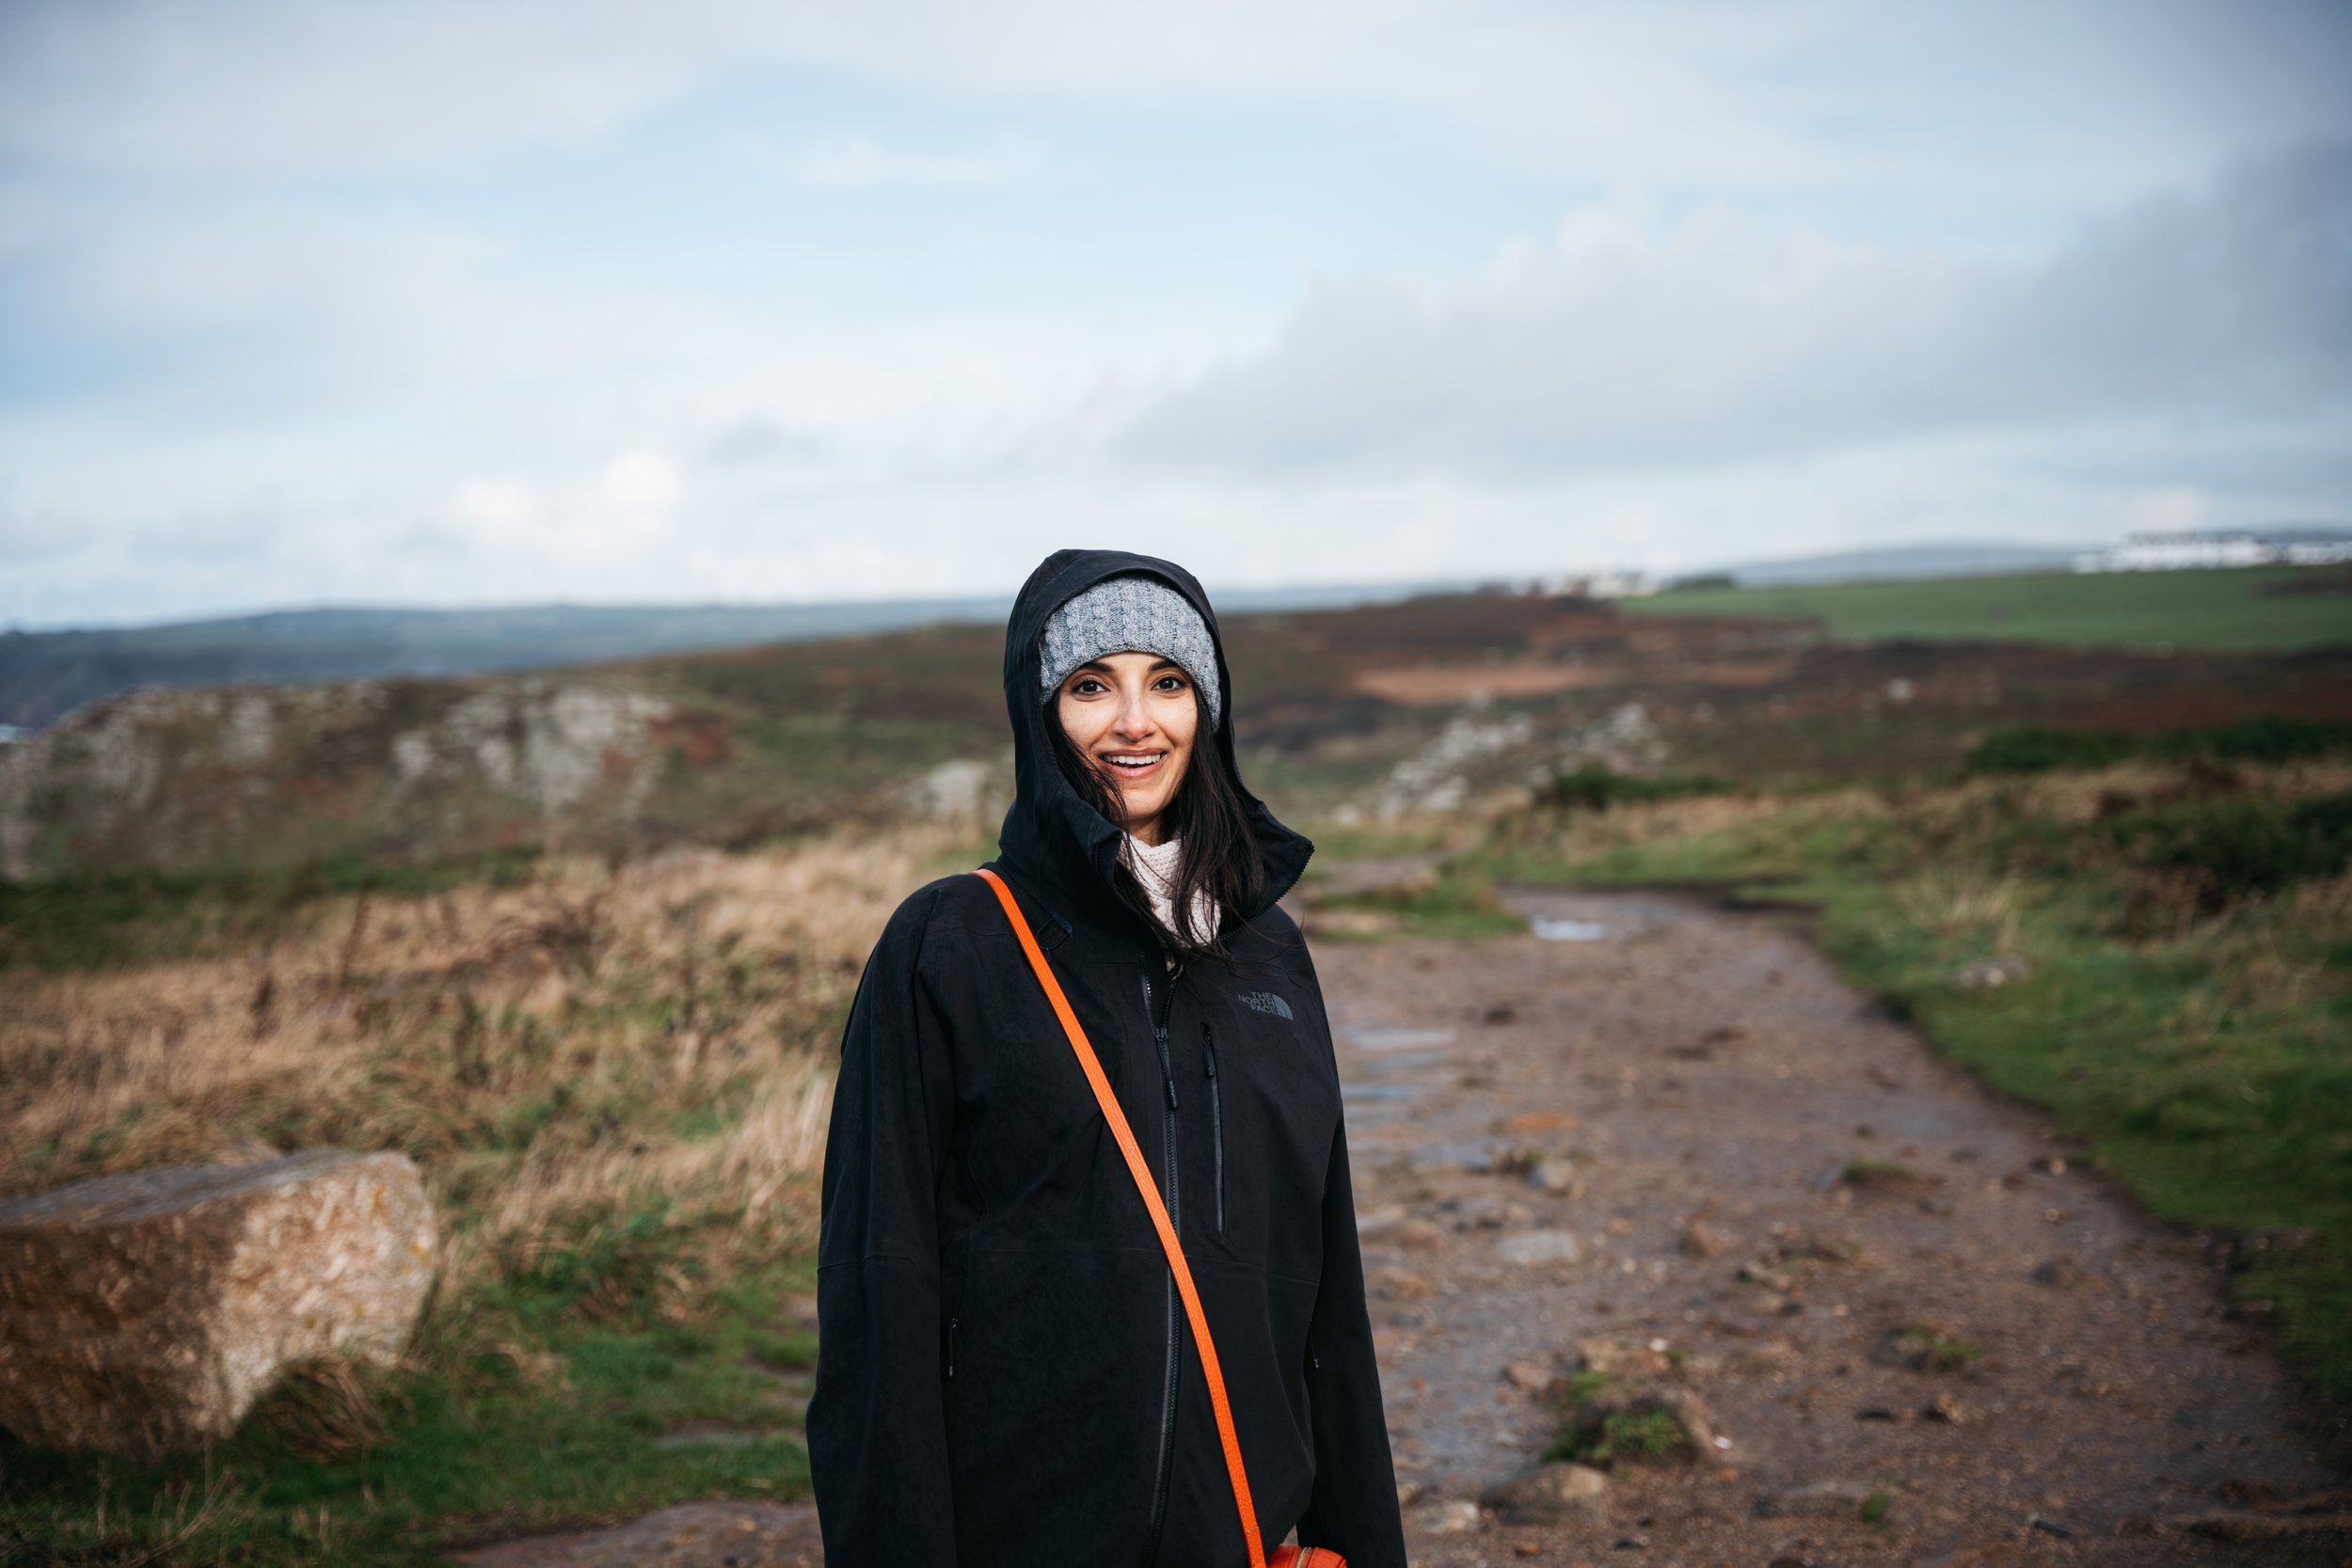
[[1157, 708, 1199, 785], [1158, 699, 1200, 752], [1057, 698, 1108, 751]]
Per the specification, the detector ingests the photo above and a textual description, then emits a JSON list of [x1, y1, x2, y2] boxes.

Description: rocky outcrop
[[0, 1149, 437, 1458], [0, 662, 1020, 879], [0, 676, 678, 880]]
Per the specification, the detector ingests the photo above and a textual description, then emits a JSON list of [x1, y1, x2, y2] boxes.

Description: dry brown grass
[[1893, 868, 2022, 956], [0, 828, 956, 1298], [1535, 784, 1886, 861]]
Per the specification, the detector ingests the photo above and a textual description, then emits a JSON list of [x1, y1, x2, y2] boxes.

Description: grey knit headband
[[1037, 575, 1224, 730]]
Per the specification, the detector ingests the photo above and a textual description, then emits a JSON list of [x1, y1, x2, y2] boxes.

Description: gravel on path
[[1339, 887, 2345, 1567]]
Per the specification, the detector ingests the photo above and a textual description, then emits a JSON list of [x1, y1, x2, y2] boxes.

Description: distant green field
[[1627, 566, 2350, 651]]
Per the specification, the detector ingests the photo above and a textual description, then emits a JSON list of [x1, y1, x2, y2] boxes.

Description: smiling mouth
[[1099, 751, 1167, 779]]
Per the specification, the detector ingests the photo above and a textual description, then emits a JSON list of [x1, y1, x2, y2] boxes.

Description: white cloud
[[772, 134, 1041, 188], [1120, 141, 2352, 479], [2122, 487, 2212, 535], [448, 449, 683, 562], [0, 483, 82, 562], [5, 1, 2346, 196], [2, 2, 2347, 627], [703, 415, 831, 467], [452, 478, 545, 543], [596, 448, 682, 528]]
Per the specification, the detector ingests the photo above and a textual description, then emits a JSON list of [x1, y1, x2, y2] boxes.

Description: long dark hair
[[1047, 688, 1265, 963]]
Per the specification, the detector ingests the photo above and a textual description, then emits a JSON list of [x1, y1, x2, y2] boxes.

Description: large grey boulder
[[0, 1149, 437, 1458]]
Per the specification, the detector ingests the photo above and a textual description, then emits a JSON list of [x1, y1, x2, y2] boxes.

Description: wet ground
[[453, 889, 2349, 1566], [1334, 888, 2345, 1567]]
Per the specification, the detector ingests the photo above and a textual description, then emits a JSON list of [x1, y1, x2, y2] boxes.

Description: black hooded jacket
[[808, 550, 1407, 1567]]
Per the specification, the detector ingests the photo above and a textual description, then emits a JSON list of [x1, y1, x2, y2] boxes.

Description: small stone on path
[[1375, 1267, 1435, 1301], [1411, 1497, 1484, 1534], [1496, 1229, 1581, 1265], [1481, 1462, 1610, 1523]]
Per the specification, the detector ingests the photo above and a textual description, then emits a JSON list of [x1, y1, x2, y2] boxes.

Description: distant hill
[[7, 583, 2346, 884], [0, 583, 1442, 732], [1711, 542, 2083, 587]]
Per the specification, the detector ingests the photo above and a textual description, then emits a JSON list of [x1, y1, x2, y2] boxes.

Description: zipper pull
[[946, 1316, 958, 1378], [1200, 1022, 1218, 1078], [1141, 968, 1177, 1107]]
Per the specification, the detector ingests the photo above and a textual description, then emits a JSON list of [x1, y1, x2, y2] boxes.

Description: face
[[1055, 651, 1200, 846]]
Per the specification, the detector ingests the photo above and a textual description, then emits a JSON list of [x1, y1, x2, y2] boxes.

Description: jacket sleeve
[[1296, 1087, 1408, 1563], [807, 890, 960, 1566]]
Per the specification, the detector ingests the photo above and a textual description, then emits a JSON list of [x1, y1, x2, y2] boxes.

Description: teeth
[[1106, 753, 1162, 766]]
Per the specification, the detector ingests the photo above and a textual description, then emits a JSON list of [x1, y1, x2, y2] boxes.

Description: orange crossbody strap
[[970, 869, 1306, 1568]]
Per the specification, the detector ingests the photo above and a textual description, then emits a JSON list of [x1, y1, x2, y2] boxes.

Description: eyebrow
[[1071, 657, 1184, 674]]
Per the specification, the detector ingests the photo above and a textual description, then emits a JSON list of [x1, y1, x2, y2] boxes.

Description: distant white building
[[2073, 529, 2352, 573], [1542, 569, 1660, 599]]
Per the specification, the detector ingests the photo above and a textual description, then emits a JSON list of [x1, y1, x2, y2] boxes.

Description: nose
[[1111, 687, 1156, 741]]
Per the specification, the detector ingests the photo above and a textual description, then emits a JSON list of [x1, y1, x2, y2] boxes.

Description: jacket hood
[[994, 548, 1312, 934]]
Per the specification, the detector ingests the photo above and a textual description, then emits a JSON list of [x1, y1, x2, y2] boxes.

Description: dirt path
[[456, 888, 2346, 1567], [1331, 888, 2344, 1567]]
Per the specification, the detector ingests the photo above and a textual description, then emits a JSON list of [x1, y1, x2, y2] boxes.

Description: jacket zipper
[[1201, 1022, 1225, 1237], [1140, 969, 1181, 1559], [946, 1315, 958, 1379]]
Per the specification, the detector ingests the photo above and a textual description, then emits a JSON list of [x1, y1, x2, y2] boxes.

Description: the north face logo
[[1241, 990, 1294, 1021]]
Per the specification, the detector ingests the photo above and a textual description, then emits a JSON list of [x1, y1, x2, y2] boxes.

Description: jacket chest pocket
[[1200, 1022, 1227, 1238], [1192, 991, 1339, 1265]]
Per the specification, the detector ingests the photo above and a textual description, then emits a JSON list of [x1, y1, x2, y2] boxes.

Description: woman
[[807, 549, 1406, 1567]]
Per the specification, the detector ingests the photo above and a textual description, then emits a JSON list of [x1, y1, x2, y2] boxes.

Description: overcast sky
[[2, 0, 2347, 626]]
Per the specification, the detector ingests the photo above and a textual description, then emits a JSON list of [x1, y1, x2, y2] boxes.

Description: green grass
[[0, 1247, 816, 1566], [1888, 1323, 1981, 1373], [1628, 565, 2352, 652], [1304, 864, 1527, 941], [1474, 764, 2352, 1413], [1543, 1405, 1691, 1467], [0, 848, 544, 974]]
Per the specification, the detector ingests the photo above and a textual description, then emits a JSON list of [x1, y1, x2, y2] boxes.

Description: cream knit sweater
[[1122, 832, 1218, 949]]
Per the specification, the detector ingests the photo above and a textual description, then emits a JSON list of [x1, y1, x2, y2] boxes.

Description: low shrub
[[2106, 790, 2352, 911], [1543, 766, 1728, 813], [1968, 716, 2352, 777], [2152, 716, 2352, 768], [1965, 727, 2137, 776]]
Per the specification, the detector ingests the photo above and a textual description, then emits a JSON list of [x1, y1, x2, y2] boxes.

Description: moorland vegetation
[[1433, 720, 2352, 1410], [4, 569, 2349, 1561], [3, 830, 963, 1564]]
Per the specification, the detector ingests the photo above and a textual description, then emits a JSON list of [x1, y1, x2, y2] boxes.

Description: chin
[[1119, 786, 1172, 821]]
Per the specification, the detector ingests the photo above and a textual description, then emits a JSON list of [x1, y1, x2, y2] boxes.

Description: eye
[[1152, 673, 1188, 693], [1069, 676, 1107, 696]]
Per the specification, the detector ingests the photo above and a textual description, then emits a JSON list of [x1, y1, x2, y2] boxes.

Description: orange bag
[[971, 869, 1345, 1568]]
